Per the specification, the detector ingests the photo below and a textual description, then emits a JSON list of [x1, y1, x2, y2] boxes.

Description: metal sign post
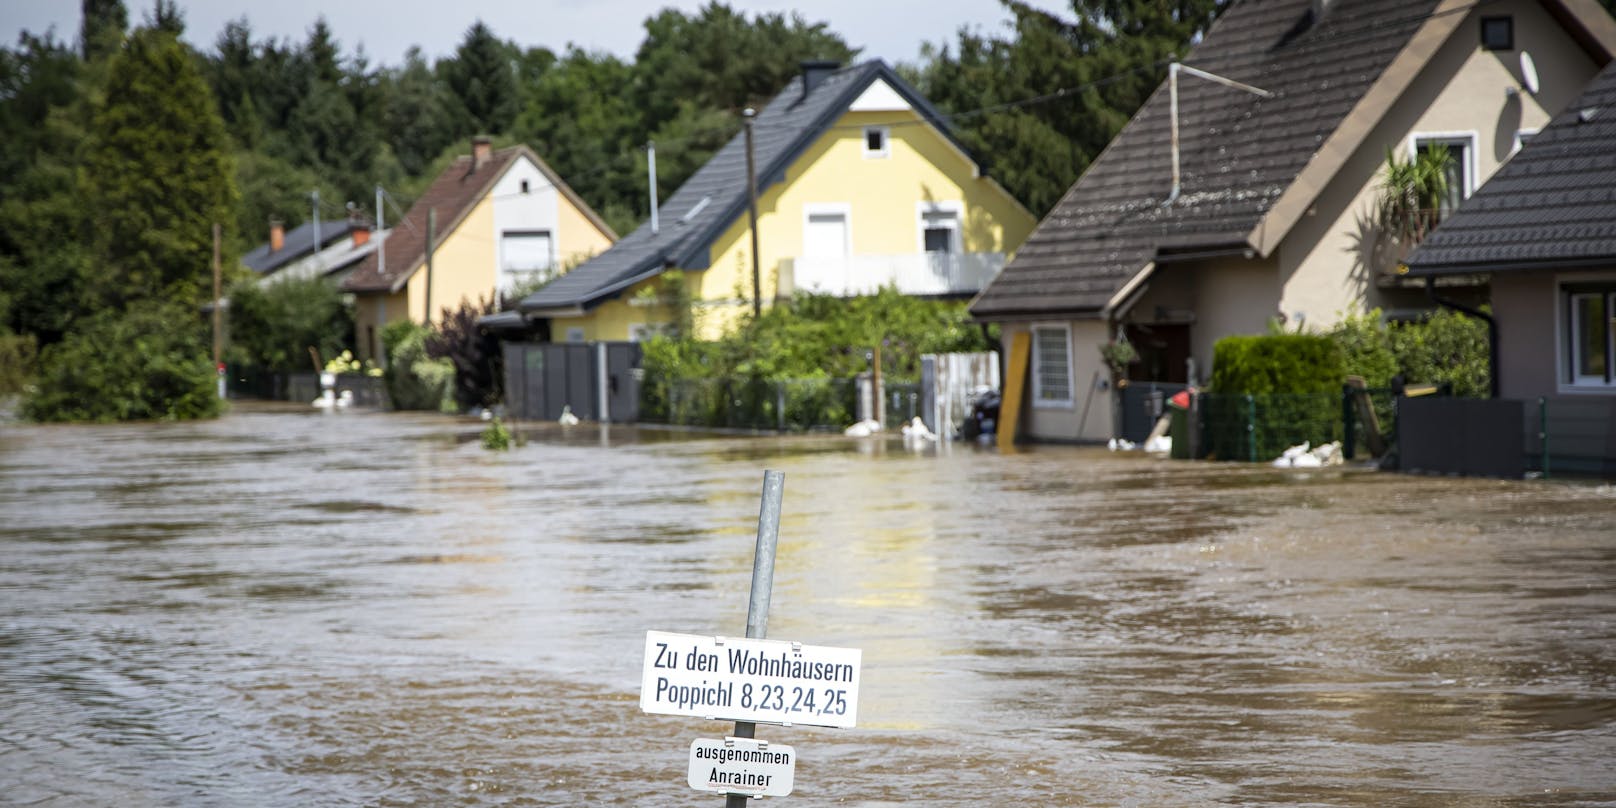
[[729, 470, 783, 808]]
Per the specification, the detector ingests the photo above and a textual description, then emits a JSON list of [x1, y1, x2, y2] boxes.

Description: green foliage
[[441, 21, 519, 138], [1388, 308, 1490, 399], [80, 0, 129, 62], [1327, 308, 1490, 399], [1209, 334, 1344, 395], [1329, 310, 1400, 389], [381, 320, 455, 412], [227, 276, 352, 372], [912, 0, 1230, 215], [22, 301, 223, 422], [1376, 145, 1451, 242], [480, 416, 512, 450], [85, 26, 236, 312], [0, 330, 38, 395], [423, 295, 503, 410]]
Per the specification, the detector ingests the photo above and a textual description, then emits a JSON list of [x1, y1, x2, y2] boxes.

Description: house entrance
[[1124, 323, 1191, 384]]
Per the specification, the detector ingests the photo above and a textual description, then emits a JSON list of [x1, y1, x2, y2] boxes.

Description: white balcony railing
[[780, 252, 1006, 298]]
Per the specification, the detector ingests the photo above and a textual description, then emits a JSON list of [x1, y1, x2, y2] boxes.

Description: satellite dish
[[1520, 51, 1540, 95]]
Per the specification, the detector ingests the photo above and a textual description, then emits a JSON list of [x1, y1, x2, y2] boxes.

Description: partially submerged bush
[[1209, 334, 1344, 394], [23, 301, 222, 422], [381, 320, 455, 412]]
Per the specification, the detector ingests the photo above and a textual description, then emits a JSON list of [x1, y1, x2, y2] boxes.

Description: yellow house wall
[[406, 193, 499, 326], [653, 107, 1037, 342], [555, 196, 615, 270], [352, 289, 409, 363]]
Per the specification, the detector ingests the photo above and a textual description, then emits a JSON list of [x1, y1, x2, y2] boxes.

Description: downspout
[[1425, 277, 1499, 398]]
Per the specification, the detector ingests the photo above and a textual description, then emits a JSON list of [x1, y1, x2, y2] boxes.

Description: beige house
[[344, 138, 616, 362], [970, 0, 1616, 443]]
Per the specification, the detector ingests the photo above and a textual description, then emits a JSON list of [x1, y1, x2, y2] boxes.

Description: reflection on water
[[2, 403, 1614, 805]]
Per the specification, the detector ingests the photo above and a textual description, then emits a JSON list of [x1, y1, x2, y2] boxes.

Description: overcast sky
[[5, 0, 1072, 67]]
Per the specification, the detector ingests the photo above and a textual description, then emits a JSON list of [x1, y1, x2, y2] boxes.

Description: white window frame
[[1408, 131, 1479, 205], [916, 200, 964, 254], [802, 202, 853, 257], [862, 125, 890, 159], [1031, 324, 1075, 408], [1557, 274, 1616, 392], [501, 229, 555, 274]]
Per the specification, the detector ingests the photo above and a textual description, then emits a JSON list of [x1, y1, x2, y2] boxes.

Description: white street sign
[[640, 630, 861, 728], [688, 737, 795, 797]]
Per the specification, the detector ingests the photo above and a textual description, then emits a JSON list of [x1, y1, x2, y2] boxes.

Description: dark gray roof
[[242, 219, 358, 274], [970, 0, 1446, 319], [518, 60, 970, 314], [1404, 61, 1616, 276]]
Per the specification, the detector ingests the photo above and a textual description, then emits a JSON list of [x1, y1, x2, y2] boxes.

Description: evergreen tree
[[383, 47, 456, 176], [914, 0, 1229, 215], [85, 26, 236, 311], [441, 21, 518, 137], [79, 0, 127, 62]]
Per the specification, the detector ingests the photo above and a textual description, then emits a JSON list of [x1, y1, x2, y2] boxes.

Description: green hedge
[[1210, 334, 1344, 394]]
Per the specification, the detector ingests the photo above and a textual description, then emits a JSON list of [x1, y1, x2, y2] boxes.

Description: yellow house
[[344, 138, 616, 362], [513, 60, 1036, 343]]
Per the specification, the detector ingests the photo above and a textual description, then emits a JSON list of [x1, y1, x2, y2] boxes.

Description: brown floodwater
[[1, 401, 1613, 806]]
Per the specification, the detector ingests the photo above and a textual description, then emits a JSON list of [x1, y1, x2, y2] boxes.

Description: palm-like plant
[[1376, 144, 1452, 244]]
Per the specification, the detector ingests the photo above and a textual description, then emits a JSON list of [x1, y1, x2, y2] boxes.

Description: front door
[[1124, 323, 1191, 384]]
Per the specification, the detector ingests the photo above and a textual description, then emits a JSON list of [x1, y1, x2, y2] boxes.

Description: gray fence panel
[[1401, 397, 1525, 478], [1119, 382, 1187, 443]]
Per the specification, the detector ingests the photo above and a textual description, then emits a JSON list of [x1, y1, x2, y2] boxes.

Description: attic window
[[863, 126, 889, 158], [1481, 16, 1513, 51], [520, 179, 531, 194]]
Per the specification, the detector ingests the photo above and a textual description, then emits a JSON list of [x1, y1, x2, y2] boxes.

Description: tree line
[[1, 0, 1240, 418]]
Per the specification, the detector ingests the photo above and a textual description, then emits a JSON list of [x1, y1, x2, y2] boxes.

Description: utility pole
[[375, 184, 385, 278], [743, 108, 761, 318], [212, 222, 224, 400], [424, 207, 436, 326], [648, 141, 659, 235]]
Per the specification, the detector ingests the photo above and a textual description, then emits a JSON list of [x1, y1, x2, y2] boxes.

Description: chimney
[[470, 135, 493, 171], [352, 227, 370, 248], [800, 60, 840, 98], [269, 218, 284, 253]]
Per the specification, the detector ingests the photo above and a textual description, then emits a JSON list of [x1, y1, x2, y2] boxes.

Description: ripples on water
[[1, 403, 1613, 806]]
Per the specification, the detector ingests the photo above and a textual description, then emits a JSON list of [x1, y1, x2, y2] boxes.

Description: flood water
[[2, 402, 1614, 806]]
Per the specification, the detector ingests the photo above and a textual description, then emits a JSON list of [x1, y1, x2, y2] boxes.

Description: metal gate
[[502, 341, 642, 423]]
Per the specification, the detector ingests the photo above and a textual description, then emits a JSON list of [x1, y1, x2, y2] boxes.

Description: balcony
[[780, 251, 1006, 298]]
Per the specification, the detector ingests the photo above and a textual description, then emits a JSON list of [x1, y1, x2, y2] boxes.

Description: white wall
[[490, 155, 561, 295]]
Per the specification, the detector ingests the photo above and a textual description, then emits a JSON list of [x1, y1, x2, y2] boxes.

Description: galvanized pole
[[212, 222, 224, 400], [725, 469, 784, 808]]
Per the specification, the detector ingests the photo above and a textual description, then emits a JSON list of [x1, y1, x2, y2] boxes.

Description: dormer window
[[863, 126, 889, 159], [1481, 16, 1513, 50]]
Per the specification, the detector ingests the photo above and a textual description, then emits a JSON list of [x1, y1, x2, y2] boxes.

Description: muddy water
[[1, 403, 1613, 806]]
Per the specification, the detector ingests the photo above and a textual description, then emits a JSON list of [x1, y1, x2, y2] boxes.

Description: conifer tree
[[85, 26, 236, 311]]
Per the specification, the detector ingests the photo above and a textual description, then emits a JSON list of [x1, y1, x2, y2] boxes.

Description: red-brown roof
[[343, 145, 615, 293]]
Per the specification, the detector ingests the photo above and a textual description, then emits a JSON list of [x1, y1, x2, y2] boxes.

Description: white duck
[[558, 405, 580, 426]]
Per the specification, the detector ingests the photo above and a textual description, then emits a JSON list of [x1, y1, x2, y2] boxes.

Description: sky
[[4, 0, 1073, 67]]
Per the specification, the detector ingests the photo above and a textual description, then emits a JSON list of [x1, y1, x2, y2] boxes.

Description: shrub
[[1390, 308, 1490, 398], [381, 320, 455, 412], [0, 331, 38, 396], [23, 301, 223, 422], [1209, 334, 1344, 394], [228, 276, 352, 371], [424, 295, 502, 410], [1329, 311, 1399, 389], [481, 416, 512, 450]]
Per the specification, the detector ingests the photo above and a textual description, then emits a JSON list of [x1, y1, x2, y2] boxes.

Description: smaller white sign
[[688, 737, 795, 797]]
